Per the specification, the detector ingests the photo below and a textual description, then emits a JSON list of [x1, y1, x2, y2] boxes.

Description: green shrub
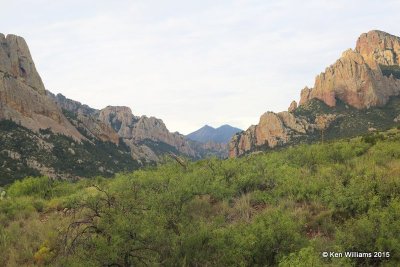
[[7, 176, 53, 199]]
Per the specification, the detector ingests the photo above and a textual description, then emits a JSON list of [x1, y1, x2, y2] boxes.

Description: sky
[[2, 0, 400, 134]]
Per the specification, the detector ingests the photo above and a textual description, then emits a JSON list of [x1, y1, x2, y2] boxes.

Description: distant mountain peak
[[217, 124, 234, 129], [186, 124, 242, 144], [201, 125, 215, 130]]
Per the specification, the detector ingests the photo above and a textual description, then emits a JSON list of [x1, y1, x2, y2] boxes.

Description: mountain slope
[[186, 124, 242, 144], [0, 33, 226, 184], [0, 119, 138, 186], [229, 30, 400, 157], [49, 93, 232, 161]]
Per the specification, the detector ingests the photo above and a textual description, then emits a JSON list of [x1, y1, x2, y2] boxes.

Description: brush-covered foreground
[[1, 129, 400, 266]]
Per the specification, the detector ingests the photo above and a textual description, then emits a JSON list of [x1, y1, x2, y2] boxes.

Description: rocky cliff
[[0, 34, 83, 141], [47, 91, 97, 116], [299, 30, 400, 109], [229, 30, 400, 157], [356, 30, 400, 68], [229, 111, 318, 157], [46, 91, 119, 144]]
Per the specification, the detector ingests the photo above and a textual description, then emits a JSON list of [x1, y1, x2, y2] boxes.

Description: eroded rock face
[[288, 100, 297, 112], [299, 30, 400, 109], [0, 33, 83, 141], [98, 106, 137, 138], [46, 92, 119, 144], [255, 112, 289, 147], [98, 106, 197, 161], [355, 30, 400, 68], [75, 113, 120, 144], [130, 115, 196, 158], [0, 34, 45, 93], [277, 111, 308, 134], [229, 111, 313, 157], [47, 91, 97, 116], [229, 125, 257, 158]]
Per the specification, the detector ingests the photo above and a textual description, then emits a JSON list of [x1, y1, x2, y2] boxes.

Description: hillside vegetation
[[0, 120, 139, 185], [1, 128, 400, 266]]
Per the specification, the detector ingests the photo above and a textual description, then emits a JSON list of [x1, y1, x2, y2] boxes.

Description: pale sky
[[2, 0, 400, 134]]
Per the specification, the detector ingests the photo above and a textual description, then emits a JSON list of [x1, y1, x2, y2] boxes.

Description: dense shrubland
[[1, 129, 400, 266]]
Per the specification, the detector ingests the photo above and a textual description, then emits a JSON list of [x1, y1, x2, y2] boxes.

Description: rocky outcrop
[[229, 111, 314, 157], [46, 91, 119, 144], [299, 87, 312, 105], [98, 106, 136, 138], [132, 116, 189, 146], [299, 30, 400, 109], [277, 111, 308, 134], [98, 106, 197, 161], [129, 115, 196, 158], [314, 114, 337, 130], [0, 33, 84, 141], [355, 30, 400, 68], [75, 113, 120, 144], [47, 91, 97, 116], [255, 112, 289, 147], [0, 34, 45, 93], [229, 125, 257, 158], [288, 100, 297, 112]]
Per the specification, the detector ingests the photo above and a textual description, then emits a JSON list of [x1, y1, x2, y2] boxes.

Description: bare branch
[[168, 152, 187, 170]]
